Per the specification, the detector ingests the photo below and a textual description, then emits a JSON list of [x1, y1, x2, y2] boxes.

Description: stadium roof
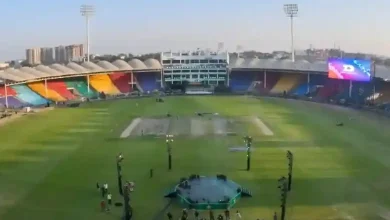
[[1, 57, 390, 83], [229, 57, 390, 80], [0, 58, 163, 83]]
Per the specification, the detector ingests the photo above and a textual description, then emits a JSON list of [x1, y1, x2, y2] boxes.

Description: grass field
[[1, 96, 390, 220]]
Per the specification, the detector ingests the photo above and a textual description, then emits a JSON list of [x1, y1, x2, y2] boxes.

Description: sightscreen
[[328, 58, 371, 82]]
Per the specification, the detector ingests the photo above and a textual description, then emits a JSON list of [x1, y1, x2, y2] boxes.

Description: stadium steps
[[264, 72, 280, 92], [64, 77, 97, 98], [28, 82, 66, 102], [89, 74, 120, 95], [132, 75, 143, 93], [0, 96, 25, 108], [11, 84, 48, 106], [377, 87, 390, 103], [291, 84, 308, 96], [240, 188, 252, 197], [270, 74, 303, 94], [135, 72, 158, 93], [229, 72, 256, 92], [109, 72, 131, 93], [47, 80, 76, 100]]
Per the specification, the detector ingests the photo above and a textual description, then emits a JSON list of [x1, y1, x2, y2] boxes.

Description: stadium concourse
[[1, 58, 390, 108]]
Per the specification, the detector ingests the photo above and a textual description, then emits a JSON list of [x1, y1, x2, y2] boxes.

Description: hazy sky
[[1, 0, 390, 60]]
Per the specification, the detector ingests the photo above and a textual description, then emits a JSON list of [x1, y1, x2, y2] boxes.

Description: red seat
[[0, 86, 17, 97], [47, 80, 76, 100], [109, 72, 131, 93]]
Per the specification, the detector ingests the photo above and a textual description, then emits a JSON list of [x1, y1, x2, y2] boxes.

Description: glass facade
[[161, 51, 229, 86]]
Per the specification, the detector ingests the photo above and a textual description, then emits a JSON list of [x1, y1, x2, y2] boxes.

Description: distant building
[[40, 47, 54, 65], [161, 50, 229, 85], [65, 44, 84, 62], [26, 48, 41, 65], [0, 62, 9, 70], [55, 46, 67, 63]]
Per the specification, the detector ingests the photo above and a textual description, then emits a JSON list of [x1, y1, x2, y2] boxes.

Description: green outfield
[[1, 96, 390, 220]]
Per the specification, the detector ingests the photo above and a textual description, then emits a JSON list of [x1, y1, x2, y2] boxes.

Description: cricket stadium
[[1, 50, 390, 220]]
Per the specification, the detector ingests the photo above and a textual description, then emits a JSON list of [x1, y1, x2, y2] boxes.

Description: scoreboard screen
[[328, 58, 371, 82]]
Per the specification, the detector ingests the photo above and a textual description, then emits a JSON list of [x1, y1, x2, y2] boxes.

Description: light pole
[[2, 79, 8, 108], [244, 136, 252, 171], [278, 176, 288, 220], [166, 134, 174, 170], [287, 150, 294, 191], [80, 4, 95, 62], [123, 184, 133, 220], [284, 4, 298, 62], [116, 153, 124, 195]]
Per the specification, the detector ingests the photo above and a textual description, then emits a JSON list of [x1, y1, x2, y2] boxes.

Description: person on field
[[107, 192, 112, 206], [100, 185, 105, 198], [100, 200, 106, 212], [96, 182, 100, 191], [104, 183, 108, 194], [194, 210, 199, 220], [235, 210, 242, 219], [209, 209, 215, 220], [225, 209, 230, 220], [167, 212, 173, 220], [273, 212, 277, 220]]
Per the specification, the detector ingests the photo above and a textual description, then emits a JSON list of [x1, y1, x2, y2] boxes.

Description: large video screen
[[328, 58, 371, 82]]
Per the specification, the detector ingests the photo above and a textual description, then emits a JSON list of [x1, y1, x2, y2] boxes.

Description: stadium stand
[[0, 96, 24, 108], [134, 72, 159, 92], [270, 73, 304, 94], [11, 84, 48, 106], [109, 72, 131, 93], [264, 72, 280, 92], [89, 74, 120, 95], [317, 78, 344, 100], [28, 82, 66, 102], [376, 82, 390, 103], [291, 74, 326, 96], [230, 71, 257, 92], [64, 77, 96, 97], [47, 80, 76, 100], [0, 86, 17, 97]]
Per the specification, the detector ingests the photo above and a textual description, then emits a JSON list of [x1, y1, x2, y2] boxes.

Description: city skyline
[[1, 0, 390, 60], [25, 44, 84, 65]]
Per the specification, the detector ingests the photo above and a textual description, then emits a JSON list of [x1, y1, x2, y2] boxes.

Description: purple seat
[[0, 96, 25, 108]]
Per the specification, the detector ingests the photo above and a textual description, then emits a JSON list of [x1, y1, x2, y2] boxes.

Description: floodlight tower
[[80, 4, 95, 62], [278, 176, 288, 220], [287, 150, 294, 191], [244, 136, 252, 171], [116, 154, 124, 195], [284, 4, 298, 62], [166, 134, 174, 170]]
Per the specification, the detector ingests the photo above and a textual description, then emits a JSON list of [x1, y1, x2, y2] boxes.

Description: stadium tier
[[10, 84, 48, 106], [270, 73, 304, 94], [0, 96, 24, 108], [109, 72, 132, 93], [64, 77, 97, 97], [0, 86, 17, 96], [28, 82, 66, 102], [1, 57, 390, 107], [230, 71, 260, 92], [89, 74, 121, 95], [47, 80, 76, 100], [134, 72, 160, 93]]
